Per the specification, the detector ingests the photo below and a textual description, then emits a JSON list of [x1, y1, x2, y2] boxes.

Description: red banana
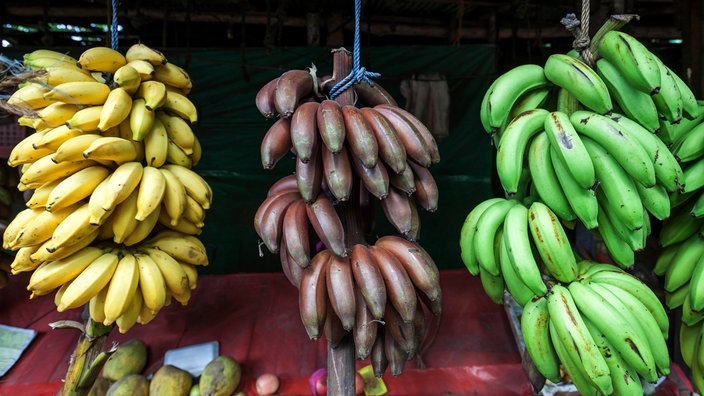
[[290, 101, 320, 163], [255, 192, 303, 254], [361, 107, 407, 174], [385, 324, 409, 376], [380, 186, 416, 240], [255, 77, 279, 119], [384, 302, 418, 356], [316, 99, 346, 154], [324, 298, 346, 348], [280, 232, 304, 288], [371, 327, 388, 377], [298, 249, 330, 339], [369, 245, 417, 323], [253, 189, 301, 240], [282, 199, 311, 268], [378, 104, 440, 164], [260, 117, 292, 170], [374, 105, 432, 167], [388, 162, 417, 195], [408, 160, 439, 212], [375, 235, 442, 308], [321, 144, 353, 202], [274, 69, 314, 117], [342, 105, 379, 169], [349, 243, 387, 320], [295, 141, 323, 203], [351, 152, 389, 200], [326, 253, 356, 331], [267, 174, 298, 197], [306, 193, 347, 257], [353, 288, 378, 360], [354, 80, 398, 107]]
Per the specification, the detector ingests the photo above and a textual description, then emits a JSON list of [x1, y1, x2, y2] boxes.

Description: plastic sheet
[[0, 270, 687, 395]]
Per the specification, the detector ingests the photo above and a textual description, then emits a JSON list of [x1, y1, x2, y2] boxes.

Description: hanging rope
[[560, 0, 594, 67], [110, 0, 119, 50], [328, 0, 380, 99]]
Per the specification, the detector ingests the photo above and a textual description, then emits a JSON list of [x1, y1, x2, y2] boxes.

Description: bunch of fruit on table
[[461, 27, 704, 394], [3, 44, 211, 333]]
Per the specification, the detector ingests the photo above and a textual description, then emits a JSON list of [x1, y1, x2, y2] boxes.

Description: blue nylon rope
[[328, 0, 380, 99], [111, 0, 119, 50]]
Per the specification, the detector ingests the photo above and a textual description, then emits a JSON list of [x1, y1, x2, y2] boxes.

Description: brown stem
[[325, 47, 360, 396]]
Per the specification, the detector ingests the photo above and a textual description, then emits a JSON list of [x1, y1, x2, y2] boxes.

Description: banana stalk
[[57, 317, 114, 396]]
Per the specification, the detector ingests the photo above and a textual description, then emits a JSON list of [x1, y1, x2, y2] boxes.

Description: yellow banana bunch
[[1, 43, 211, 332]]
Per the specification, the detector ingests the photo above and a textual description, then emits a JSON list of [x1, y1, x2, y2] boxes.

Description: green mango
[[105, 374, 149, 396], [149, 364, 193, 396], [102, 339, 148, 381], [199, 355, 241, 396]]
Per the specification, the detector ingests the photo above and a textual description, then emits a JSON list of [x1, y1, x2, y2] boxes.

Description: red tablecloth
[[0, 269, 688, 395]]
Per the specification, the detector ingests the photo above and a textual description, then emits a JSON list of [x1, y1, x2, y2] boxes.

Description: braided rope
[[111, 0, 119, 50], [328, 0, 381, 99]]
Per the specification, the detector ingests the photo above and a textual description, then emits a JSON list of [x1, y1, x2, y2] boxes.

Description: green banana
[[570, 110, 656, 188], [659, 200, 702, 247], [548, 320, 600, 395], [496, 109, 550, 196], [594, 200, 635, 268], [681, 292, 704, 326], [634, 182, 671, 221], [546, 284, 612, 394], [597, 30, 661, 95], [608, 113, 684, 193], [581, 315, 645, 396], [526, 132, 576, 221], [520, 296, 562, 383], [507, 86, 553, 121], [653, 242, 681, 276], [478, 263, 505, 305], [682, 157, 704, 194], [473, 198, 518, 276], [590, 281, 670, 377], [679, 322, 701, 368], [596, 58, 660, 133], [567, 281, 658, 382], [544, 110, 595, 189], [543, 54, 612, 115], [671, 122, 704, 163], [665, 281, 689, 310], [527, 201, 579, 283], [581, 135, 645, 231], [663, 232, 704, 292], [498, 233, 537, 306], [651, 57, 684, 124], [480, 64, 550, 134], [550, 146, 599, 229], [668, 64, 702, 120], [459, 197, 506, 275], [596, 188, 646, 252], [502, 204, 548, 296]]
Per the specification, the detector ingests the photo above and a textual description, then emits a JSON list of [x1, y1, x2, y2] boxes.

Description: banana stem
[[588, 14, 640, 59], [58, 316, 114, 396], [324, 47, 360, 396]]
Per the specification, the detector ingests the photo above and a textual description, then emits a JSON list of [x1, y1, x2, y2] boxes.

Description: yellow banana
[[180, 261, 198, 289], [10, 245, 43, 274], [157, 111, 195, 154], [23, 49, 78, 64], [111, 187, 140, 244], [3, 207, 39, 249], [52, 133, 103, 163], [26, 246, 104, 296], [29, 228, 99, 266], [7, 82, 56, 109], [142, 117, 169, 167], [158, 209, 202, 235], [88, 176, 112, 225], [162, 90, 197, 123], [130, 98, 155, 141], [29, 102, 80, 130], [183, 194, 206, 226], [146, 231, 208, 266], [135, 166, 166, 221], [10, 202, 83, 249], [144, 247, 190, 297], [36, 65, 98, 87], [162, 164, 212, 210], [126, 59, 156, 81], [111, 64, 142, 95], [45, 165, 110, 212], [88, 285, 109, 324], [98, 88, 133, 131], [19, 156, 96, 190], [7, 130, 53, 166], [135, 252, 168, 313], [101, 161, 144, 212], [135, 80, 168, 110], [160, 167, 187, 225], [165, 139, 193, 168], [45, 203, 98, 253], [64, 105, 104, 132], [33, 124, 85, 151], [122, 204, 161, 246], [125, 43, 167, 65], [153, 62, 192, 93], [57, 250, 119, 311], [103, 251, 140, 325], [76, 46, 127, 73], [25, 178, 63, 209], [82, 136, 140, 164], [43, 81, 110, 106]]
